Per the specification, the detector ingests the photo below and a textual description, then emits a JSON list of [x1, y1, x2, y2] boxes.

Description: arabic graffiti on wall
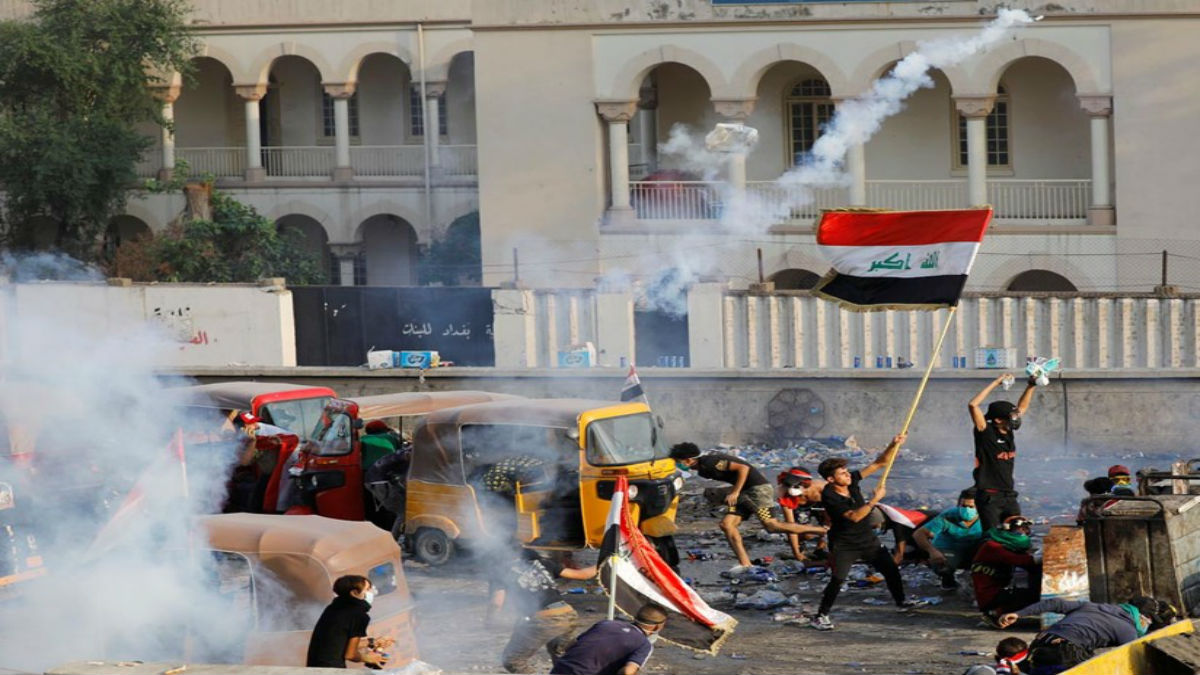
[[151, 306, 213, 346]]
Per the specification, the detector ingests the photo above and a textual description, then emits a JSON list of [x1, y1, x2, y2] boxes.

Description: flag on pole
[[598, 477, 736, 654], [813, 208, 993, 311], [619, 365, 646, 403]]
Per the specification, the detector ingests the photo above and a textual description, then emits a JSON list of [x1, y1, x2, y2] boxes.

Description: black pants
[[818, 542, 905, 615], [976, 489, 1020, 532], [1028, 634, 1093, 674]]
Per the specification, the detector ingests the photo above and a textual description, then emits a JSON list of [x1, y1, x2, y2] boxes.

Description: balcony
[[153, 145, 478, 181], [626, 178, 1093, 225]]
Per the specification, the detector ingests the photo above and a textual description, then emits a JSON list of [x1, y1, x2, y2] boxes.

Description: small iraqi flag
[[813, 208, 993, 311], [620, 365, 646, 402]]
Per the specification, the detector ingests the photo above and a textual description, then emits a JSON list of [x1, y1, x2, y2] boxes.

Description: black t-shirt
[[492, 550, 565, 614], [822, 470, 879, 549], [695, 453, 768, 488], [973, 424, 1017, 491], [306, 595, 371, 668]]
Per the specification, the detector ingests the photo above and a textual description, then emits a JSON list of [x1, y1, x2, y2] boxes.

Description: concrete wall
[[177, 366, 1200, 455], [4, 282, 297, 367]]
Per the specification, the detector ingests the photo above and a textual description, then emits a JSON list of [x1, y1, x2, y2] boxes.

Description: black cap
[[986, 400, 1017, 420]]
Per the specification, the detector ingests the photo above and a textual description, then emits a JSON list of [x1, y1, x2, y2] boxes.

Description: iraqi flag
[[598, 477, 736, 654], [813, 208, 993, 311], [619, 365, 646, 403]]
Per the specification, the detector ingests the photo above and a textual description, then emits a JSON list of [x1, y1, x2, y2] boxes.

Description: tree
[[420, 211, 482, 286], [0, 0, 196, 260]]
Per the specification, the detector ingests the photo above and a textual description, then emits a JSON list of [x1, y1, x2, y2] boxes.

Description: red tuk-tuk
[[288, 391, 519, 527]]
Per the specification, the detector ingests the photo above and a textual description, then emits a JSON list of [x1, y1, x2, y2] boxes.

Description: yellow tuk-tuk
[[201, 513, 419, 667], [405, 398, 680, 565]]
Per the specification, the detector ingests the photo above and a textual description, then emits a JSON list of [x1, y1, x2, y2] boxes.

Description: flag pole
[[607, 550, 619, 620], [879, 305, 958, 488]]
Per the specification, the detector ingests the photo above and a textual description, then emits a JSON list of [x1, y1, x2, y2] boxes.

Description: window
[[321, 91, 360, 138], [786, 78, 834, 166], [955, 85, 1010, 168], [409, 86, 448, 137]]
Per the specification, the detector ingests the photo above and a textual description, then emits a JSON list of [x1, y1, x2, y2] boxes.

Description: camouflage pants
[[501, 603, 579, 674]]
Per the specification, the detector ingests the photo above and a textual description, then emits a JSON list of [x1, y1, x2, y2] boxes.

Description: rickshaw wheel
[[413, 527, 455, 566]]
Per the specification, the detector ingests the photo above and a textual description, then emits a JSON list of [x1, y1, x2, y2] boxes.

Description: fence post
[[595, 290, 635, 368], [686, 282, 728, 368], [492, 288, 538, 368]]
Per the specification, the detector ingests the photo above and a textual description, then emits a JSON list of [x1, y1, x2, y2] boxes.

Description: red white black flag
[[813, 208, 992, 311]]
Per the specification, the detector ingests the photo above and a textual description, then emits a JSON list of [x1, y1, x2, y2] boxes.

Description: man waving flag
[[813, 208, 993, 311]]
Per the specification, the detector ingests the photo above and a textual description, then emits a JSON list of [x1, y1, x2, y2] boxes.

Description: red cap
[[1108, 464, 1131, 478], [365, 420, 389, 433], [788, 468, 813, 480]]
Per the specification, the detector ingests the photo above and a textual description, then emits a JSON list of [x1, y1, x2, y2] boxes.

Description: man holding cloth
[[969, 373, 1039, 531]]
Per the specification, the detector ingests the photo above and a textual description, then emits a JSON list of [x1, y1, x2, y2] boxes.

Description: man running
[[811, 433, 925, 631], [969, 373, 1039, 531], [670, 443, 827, 574]]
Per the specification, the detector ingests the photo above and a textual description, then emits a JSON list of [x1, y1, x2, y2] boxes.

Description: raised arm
[[969, 374, 1010, 431], [860, 433, 906, 478], [1016, 380, 1037, 416]]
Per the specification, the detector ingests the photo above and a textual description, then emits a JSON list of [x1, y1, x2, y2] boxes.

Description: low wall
[[177, 366, 1200, 456]]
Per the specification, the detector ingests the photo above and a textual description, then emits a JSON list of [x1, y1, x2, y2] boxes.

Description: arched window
[[770, 268, 821, 290], [1006, 270, 1077, 292], [955, 84, 1010, 168], [786, 78, 834, 166]]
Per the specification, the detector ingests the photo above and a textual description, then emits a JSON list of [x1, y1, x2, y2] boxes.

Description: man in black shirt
[[670, 442, 827, 573], [811, 433, 924, 631], [307, 574, 391, 668], [969, 373, 1038, 531]]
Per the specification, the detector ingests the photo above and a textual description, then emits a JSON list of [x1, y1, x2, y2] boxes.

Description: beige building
[[12, 0, 1200, 293]]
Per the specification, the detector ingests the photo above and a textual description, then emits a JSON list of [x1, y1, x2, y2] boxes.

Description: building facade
[[9, 0, 1199, 294]]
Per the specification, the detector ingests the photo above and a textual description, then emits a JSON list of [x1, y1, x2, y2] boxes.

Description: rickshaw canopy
[[169, 382, 336, 411], [409, 398, 651, 485], [348, 391, 521, 421]]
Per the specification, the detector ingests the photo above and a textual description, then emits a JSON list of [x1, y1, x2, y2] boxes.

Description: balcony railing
[[438, 145, 478, 176], [351, 145, 424, 177], [262, 146, 335, 178], [627, 178, 1093, 223], [178, 147, 245, 179]]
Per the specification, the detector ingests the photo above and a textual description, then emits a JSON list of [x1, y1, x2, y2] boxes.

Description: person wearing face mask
[[913, 487, 984, 590], [776, 468, 828, 562], [969, 373, 1040, 532], [1105, 464, 1136, 496], [550, 603, 668, 675], [997, 595, 1178, 673], [306, 574, 392, 668], [971, 516, 1042, 623]]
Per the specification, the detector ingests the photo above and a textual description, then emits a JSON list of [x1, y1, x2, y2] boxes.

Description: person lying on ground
[[972, 515, 1041, 622], [776, 467, 827, 561], [306, 574, 393, 669], [550, 603, 668, 675], [915, 487, 983, 590], [969, 373, 1039, 532], [670, 442, 827, 574], [998, 596, 1179, 673], [809, 433, 928, 631], [487, 548, 598, 674], [961, 636, 1029, 675]]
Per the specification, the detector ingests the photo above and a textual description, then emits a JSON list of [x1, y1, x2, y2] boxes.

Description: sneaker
[[940, 574, 958, 591], [810, 613, 834, 631], [896, 597, 930, 612]]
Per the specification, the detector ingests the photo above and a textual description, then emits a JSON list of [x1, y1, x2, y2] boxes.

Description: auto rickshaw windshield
[[586, 413, 668, 467], [259, 397, 332, 440], [314, 412, 354, 456]]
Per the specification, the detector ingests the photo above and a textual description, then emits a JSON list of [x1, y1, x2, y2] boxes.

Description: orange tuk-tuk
[[174, 382, 338, 440], [198, 513, 419, 667], [290, 391, 519, 527]]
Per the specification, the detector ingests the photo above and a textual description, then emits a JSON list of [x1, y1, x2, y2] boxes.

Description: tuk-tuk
[[198, 513, 419, 667], [172, 382, 338, 441], [290, 391, 519, 527], [405, 398, 680, 565]]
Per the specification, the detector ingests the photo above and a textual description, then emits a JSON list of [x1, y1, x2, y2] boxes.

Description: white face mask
[[647, 632, 660, 644], [786, 487, 804, 497], [363, 588, 377, 605]]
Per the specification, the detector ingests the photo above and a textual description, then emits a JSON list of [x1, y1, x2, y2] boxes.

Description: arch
[[847, 43, 971, 96], [971, 38, 1101, 97], [349, 203, 424, 238], [263, 202, 335, 233], [276, 214, 331, 271], [976, 253, 1095, 292], [194, 41, 248, 82], [248, 43, 334, 86], [608, 45, 727, 100], [426, 38, 474, 81], [769, 268, 821, 290], [334, 41, 415, 84], [357, 214, 419, 286], [1006, 269, 1078, 292], [120, 201, 162, 232], [107, 215, 151, 244], [730, 44, 850, 99]]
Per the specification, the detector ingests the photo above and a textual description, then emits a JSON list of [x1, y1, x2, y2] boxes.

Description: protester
[[961, 636, 1029, 675], [361, 419, 402, 468], [487, 548, 597, 674], [810, 433, 926, 631], [998, 596, 1179, 673], [969, 373, 1039, 531], [869, 503, 935, 565], [776, 467, 827, 561], [306, 574, 393, 668], [972, 516, 1042, 623], [670, 442, 827, 574], [550, 603, 667, 675], [914, 487, 983, 589], [1105, 464, 1136, 496]]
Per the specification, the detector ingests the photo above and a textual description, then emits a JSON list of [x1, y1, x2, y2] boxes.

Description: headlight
[[673, 476, 684, 492], [627, 485, 639, 499]]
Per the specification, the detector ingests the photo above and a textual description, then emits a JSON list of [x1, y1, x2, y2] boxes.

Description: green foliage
[[0, 0, 197, 259], [421, 211, 482, 286]]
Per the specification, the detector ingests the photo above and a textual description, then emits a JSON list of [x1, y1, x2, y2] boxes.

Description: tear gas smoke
[[0, 254, 272, 670], [622, 9, 1035, 315]]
